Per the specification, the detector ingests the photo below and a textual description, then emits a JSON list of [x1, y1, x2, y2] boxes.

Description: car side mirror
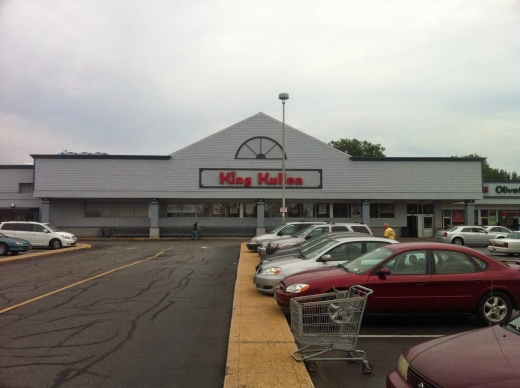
[[319, 254, 332, 262], [378, 267, 391, 276], [305, 235, 313, 240], [277, 231, 283, 236]]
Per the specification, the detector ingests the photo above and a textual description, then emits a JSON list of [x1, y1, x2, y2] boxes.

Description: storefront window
[[226, 203, 240, 217], [315, 203, 329, 218], [287, 203, 302, 218], [244, 203, 257, 217], [370, 203, 395, 218], [86, 202, 148, 217], [333, 203, 350, 218], [165, 203, 211, 217], [442, 209, 465, 227], [303, 203, 314, 218], [422, 204, 433, 214], [264, 202, 282, 218]]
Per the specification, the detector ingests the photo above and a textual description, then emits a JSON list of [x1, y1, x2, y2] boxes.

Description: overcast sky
[[1, 0, 519, 173]]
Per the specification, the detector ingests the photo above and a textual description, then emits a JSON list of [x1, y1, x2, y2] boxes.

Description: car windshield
[[44, 224, 62, 232], [293, 225, 314, 238], [269, 225, 287, 234], [300, 239, 338, 259], [298, 234, 330, 249], [339, 247, 395, 273], [506, 232, 520, 239]]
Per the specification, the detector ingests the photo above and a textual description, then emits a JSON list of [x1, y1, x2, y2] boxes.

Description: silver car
[[258, 222, 373, 256], [253, 235, 399, 294], [434, 225, 509, 246]]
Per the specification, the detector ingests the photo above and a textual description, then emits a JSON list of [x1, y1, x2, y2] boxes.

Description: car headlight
[[270, 243, 279, 249], [61, 235, 72, 240], [251, 239, 259, 244], [261, 267, 282, 275], [15, 241, 24, 245], [285, 283, 310, 293], [260, 242, 268, 247], [397, 354, 409, 381]]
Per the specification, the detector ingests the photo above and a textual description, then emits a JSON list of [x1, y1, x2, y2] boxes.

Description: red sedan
[[275, 242, 520, 325], [387, 314, 520, 387]]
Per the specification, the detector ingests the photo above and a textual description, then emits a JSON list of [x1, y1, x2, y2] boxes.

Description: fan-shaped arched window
[[235, 136, 286, 159]]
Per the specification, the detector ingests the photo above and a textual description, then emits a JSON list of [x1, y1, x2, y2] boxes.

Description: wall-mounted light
[[10, 203, 15, 208]]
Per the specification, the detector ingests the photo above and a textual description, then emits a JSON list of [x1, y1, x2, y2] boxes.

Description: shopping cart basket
[[290, 285, 373, 373]]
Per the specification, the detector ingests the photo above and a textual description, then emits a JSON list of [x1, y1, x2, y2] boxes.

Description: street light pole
[[279, 93, 289, 224]]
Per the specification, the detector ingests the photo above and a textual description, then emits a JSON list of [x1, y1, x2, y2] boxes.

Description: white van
[[0, 221, 77, 249]]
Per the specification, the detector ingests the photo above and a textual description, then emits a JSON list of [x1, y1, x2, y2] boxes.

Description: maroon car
[[387, 314, 520, 387], [275, 242, 520, 325]]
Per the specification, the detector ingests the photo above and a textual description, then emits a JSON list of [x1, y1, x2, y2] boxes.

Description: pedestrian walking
[[383, 223, 396, 240], [192, 221, 200, 239]]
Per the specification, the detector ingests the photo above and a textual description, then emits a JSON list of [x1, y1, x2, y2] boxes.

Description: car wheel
[[0, 243, 8, 256], [476, 291, 512, 326], [50, 239, 62, 250], [452, 237, 464, 246]]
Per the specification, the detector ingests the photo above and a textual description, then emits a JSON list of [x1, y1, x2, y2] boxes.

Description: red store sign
[[199, 168, 322, 189]]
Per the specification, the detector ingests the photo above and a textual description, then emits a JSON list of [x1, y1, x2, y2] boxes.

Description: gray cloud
[[1, 0, 519, 172]]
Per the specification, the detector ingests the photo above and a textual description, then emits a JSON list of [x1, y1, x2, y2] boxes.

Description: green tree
[[328, 138, 386, 157], [453, 154, 519, 180]]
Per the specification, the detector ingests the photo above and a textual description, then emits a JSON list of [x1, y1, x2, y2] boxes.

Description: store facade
[[2, 113, 516, 238]]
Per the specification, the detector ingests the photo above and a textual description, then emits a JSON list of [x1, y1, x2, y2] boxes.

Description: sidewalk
[[224, 243, 314, 388]]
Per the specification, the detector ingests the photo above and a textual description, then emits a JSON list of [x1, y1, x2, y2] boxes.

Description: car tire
[[50, 239, 62, 250], [476, 291, 512, 326], [0, 243, 8, 256], [452, 237, 464, 246]]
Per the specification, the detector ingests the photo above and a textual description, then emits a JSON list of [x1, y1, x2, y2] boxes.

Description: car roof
[[381, 242, 483, 253], [330, 235, 394, 242]]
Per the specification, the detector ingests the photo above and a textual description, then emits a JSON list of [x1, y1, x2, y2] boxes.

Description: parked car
[[434, 225, 509, 246], [481, 225, 512, 235], [386, 313, 520, 388], [0, 221, 77, 249], [0, 232, 32, 256], [488, 231, 520, 256], [246, 221, 327, 251], [258, 222, 372, 256], [257, 232, 370, 268], [275, 242, 520, 325], [254, 235, 398, 294]]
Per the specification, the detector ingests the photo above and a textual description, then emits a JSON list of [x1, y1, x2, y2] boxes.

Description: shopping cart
[[290, 285, 373, 373]]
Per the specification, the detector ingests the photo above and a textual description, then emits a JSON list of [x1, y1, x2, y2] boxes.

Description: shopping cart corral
[[290, 285, 373, 374]]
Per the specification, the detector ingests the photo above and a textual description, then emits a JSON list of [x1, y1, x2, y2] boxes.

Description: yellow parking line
[[0, 248, 169, 315]]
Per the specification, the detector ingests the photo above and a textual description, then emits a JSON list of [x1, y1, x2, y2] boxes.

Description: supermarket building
[[1, 113, 519, 238]]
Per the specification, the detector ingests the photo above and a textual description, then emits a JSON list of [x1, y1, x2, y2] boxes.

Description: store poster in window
[[453, 210, 464, 224], [303, 203, 313, 218], [213, 203, 222, 215], [168, 204, 182, 213], [246, 203, 256, 215], [229, 203, 238, 215], [351, 204, 361, 218], [318, 204, 327, 215]]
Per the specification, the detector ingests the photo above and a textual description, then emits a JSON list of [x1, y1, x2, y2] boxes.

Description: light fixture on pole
[[279, 93, 289, 224]]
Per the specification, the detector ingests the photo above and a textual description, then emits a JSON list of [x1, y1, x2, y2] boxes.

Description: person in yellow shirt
[[383, 223, 396, 240]]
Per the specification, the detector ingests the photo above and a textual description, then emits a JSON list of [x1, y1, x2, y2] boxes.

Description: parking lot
[[0, 240, 516, 387]]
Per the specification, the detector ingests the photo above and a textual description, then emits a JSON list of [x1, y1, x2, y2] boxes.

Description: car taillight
[[443, 232, 448, 237]]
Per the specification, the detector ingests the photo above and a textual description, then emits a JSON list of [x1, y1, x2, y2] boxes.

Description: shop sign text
[[219, 171, 303, 187]]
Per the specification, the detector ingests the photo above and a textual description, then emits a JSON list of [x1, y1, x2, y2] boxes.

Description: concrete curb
[[224, 243, 314, 388], [0, 244, 92, 264]]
